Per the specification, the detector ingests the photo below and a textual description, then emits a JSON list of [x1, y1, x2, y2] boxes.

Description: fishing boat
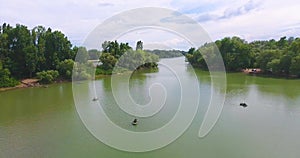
[[131, 118, 138, 126]]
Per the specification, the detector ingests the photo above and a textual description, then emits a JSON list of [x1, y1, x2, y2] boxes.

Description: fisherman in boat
[[132, 118, 138, 125], [240, 102, 248, 107]]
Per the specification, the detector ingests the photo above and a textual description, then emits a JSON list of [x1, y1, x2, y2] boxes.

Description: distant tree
[[290, 55, 300, 77], [24, 45, 38, 77], [7, 24, 33, 78], [267, 59, 281, 74], [136, 41, 143, 50], [277, 36, 288, 49], [0, 68, 18, 88], [76, 47, 89, 63], [88, 49, 101, 60], [279, 55, 292, 75], [99, 53, 117, 70], [257, 50, 281, 72], [44, 29, 73, 70]]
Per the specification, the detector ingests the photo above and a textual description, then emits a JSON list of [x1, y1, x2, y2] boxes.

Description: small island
[[96, 40, 159, 75]]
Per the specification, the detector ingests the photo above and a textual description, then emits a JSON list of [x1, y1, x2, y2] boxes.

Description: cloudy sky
[[1, 0, 300, 50]]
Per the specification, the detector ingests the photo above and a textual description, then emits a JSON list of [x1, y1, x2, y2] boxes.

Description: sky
[[1, 0, 300, 50]]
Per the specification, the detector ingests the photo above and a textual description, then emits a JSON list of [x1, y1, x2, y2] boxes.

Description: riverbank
[[0, 79, 37, 92], [242, 68, 299, 79], [0, 78, 69, 92]]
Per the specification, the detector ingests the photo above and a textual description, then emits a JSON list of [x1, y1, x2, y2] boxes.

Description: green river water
[[1, 57, 300, 158]]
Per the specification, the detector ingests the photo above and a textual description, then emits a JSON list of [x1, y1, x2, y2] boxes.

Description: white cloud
[[1, 0, 299, 48]]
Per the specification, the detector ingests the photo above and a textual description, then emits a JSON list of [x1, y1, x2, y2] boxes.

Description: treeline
[[0, 23, 160, 87], [0, 23, 99, 87], [97, 40, 159, 75], [186, 36, 300, 77], [145, 49, 184, 58]]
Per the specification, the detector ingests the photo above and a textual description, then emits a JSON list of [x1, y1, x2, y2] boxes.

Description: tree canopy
[[97, 40, 159, 75], [186, 36, 300, 77], [0, 23, 77, 87]]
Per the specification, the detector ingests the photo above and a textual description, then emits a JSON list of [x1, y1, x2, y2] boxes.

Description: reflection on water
[[1, 57, 300, 157]]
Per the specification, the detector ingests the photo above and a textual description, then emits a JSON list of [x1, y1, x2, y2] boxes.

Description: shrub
[[0, 69, 19, 88], [36, 70, 59, 84]]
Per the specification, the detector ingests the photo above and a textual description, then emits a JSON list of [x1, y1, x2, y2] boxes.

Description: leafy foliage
[[36, 70, 59, 84], [0, 65, 18, 88], [97, 41, 159, 75], [145, 49, 184, 58], [57, 59, 74, 79], [0, 23, 77, 86], [186, 36, 300, 77]]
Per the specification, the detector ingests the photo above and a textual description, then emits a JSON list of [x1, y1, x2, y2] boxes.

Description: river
[[1, 57, 300, 157]]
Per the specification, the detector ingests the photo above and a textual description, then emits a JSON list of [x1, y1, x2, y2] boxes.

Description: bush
[[0, 69, 19, 88], [36, 70, 59, 84], [57, 59, 74, 80]]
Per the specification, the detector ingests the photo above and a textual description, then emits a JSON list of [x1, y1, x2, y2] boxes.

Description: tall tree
[[136, 40, 143, 51]]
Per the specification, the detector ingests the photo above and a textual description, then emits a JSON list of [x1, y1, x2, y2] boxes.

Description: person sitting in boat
[[132, 118, 138, 125], [240, 102, 248, 107]]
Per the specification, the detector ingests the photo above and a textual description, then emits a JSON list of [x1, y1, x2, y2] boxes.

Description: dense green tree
[[187, 37, 252, 71], [44, 29, 73, 70], [0, 23, 78, 86], [99, 53, 117, 70], [0, 68, 18, 87], [267, 59, 281, 74], [36, 70, 59, 84], [32, 26, 46, 72], [57, 59, 74, 79], [185, 36, 300, 77], [136, 40, 143, 50], [6, 24, 33, 78], [145, 49, 184, 58], [217, 37, 252, 71], [290, 55, 300, 77], [256, 50, 281, 72], [279, 55, 292, 75], [97, 41, 159, 74], [24, 45, 38, 77]]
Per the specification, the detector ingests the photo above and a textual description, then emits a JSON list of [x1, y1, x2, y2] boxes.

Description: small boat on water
[[131, 118, 138, 126], [240, 102, 248, 108]]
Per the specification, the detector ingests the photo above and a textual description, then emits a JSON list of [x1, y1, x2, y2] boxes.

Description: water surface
[[1, 57, 300, 157]]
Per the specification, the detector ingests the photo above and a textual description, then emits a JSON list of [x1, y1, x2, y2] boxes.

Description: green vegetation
[[36, 70, 59, 84], [0, 23, 100, 87], [186, 36, 300, 77], [146, 49, 184, 58], [0, 23, 78, 87], [96, 40, 159, 75], [0, 23, 160, 87], [1, 22, 300, 88], [0, 61, 18, 87]]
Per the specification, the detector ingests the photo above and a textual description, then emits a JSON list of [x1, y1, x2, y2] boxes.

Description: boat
[[240, 102, 248, 108], [131, 118, 138, 126]]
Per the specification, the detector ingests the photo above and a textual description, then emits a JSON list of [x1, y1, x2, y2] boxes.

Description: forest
[[186, 36, 300, 77], [96, 40, 159, 75], [0, 23, 159, 87], [145, 49, 184, 58], [1, 23, 300, 88]]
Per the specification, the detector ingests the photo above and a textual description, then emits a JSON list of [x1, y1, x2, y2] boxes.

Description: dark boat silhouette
[[240, 102, 248, 108], [132, 118, 138, 126]]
